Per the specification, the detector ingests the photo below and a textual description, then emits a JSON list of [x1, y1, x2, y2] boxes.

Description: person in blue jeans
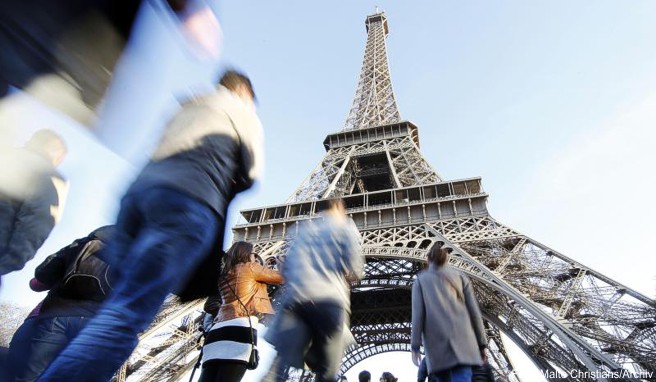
[[6, 226, 114, 381], [37, 70, 264, 382], [264, 198, 364, 382]]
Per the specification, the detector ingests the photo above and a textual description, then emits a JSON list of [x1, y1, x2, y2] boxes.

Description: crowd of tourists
[[1, 71, 499, 382], [1, 2, 496, 381]]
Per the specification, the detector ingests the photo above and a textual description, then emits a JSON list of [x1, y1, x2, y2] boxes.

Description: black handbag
[[247, 346, 259, 370]]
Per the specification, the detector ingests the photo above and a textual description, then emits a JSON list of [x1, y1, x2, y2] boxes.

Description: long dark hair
[[427, 242, 449, 267], [222, 241, 253, 277]]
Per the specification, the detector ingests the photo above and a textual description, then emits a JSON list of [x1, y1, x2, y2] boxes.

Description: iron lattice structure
[[120, 11, 656, 382]]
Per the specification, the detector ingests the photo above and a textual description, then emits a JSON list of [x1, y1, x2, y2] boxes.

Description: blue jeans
[[16, 316, 88, 382], [432, 366, 472, 382], [38, 188, 220, 382], [273, 301, 345, 382], [5, 318, 37, 381]]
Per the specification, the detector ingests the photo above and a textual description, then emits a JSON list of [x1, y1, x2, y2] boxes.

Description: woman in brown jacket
[[199, 241, 283, 382]]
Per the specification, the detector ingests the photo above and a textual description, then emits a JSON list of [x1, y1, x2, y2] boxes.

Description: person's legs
[[17, 316, 87, 382], [210, 362, 247, 382], [270, 307, 311, 367], [197, 363, 219, 382], [432, 371, 450, 382], [294, 301, 344, 382], [263, 306, 311, 382], [38, 188, 220, 382], [433, 366, 472, 382], [5, 318, 37, 381], [449, 366, 472, 382], [197, 361, 247, 382]]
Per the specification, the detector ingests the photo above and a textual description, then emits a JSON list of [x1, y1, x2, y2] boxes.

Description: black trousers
[[197, 361, 247, 382]]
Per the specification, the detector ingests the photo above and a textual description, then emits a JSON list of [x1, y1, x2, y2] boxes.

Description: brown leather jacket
[[216, 262, 283, 322]]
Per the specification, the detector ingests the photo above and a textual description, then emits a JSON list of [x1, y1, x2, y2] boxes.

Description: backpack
[[58, 238, 113, 302]]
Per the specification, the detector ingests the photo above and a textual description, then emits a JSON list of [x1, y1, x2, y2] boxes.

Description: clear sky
[[1, 1, 655, 381]]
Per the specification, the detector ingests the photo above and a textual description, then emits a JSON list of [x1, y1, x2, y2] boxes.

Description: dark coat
[[0, 149, 66, 276], [0, 0, 188, 105], [34, 226, 115, 318]]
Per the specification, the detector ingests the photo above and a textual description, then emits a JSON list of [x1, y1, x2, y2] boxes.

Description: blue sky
[[1, 1, 655, 381]]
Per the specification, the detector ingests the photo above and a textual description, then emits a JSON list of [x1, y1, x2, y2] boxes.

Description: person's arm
[[250, 262, 284, 284], [232, 109, 264, 194], [462, 274, 488, 360], [0, 188, 56, 275], [343, 222, 364, 282], [411, 278, 425, 367], [33, 235, 89, 288], [417, 357, 428, 382]]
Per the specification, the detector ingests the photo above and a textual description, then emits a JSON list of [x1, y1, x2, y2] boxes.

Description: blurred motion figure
[[264, 199, 363, 382], [37, 69, 263, 382], [6, 226, 115, 381], [0, 129, 67, 281], [0, 0, 221, 124]]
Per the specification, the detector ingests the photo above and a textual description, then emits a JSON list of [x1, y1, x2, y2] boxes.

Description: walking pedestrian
[[0, 129, 67, 282], [264, 198, 363, 382], [37, 69, 263, 382], [6, 226, 114, 381], [198, 241, 283, 382], [411, 244, 487, 382]]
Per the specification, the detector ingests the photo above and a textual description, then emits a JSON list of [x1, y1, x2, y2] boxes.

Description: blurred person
[[410, 244, 487, 382], [0, 129, 67, 282], [6, 226, 114, 381], [358, 370, 371, 382], [264, 198, 363, 382], [3, 302, 43, 382], [379, 372, 397, 382], [198, 241, 283, 382], [37, 69, 263, 382], [0, 0, 221, 124]]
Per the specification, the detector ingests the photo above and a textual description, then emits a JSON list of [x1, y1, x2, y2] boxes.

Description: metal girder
[[112, 299, 204, 382], [484, 324, 521, 382], [287, 135, 440, 203]]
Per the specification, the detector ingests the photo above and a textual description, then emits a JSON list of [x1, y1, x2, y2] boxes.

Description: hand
[[480, 348, 488, 364], [411, 350, 422, 367], [180, 5, 223, 60], [29, 278, 50, 292]]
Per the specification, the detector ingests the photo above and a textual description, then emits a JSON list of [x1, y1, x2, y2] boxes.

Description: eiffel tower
[[119, 11, 656, 382]]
